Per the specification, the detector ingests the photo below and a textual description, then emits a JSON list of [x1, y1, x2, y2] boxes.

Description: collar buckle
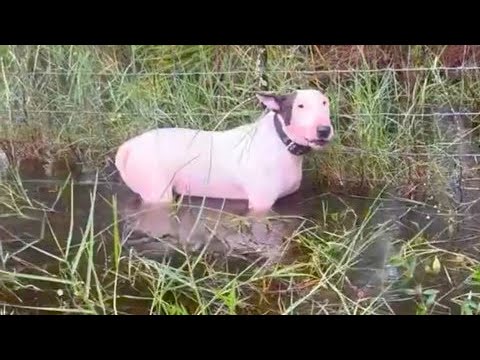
[[286, 141, 296, 152]]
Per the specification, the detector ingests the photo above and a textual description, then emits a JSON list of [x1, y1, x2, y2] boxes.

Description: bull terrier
[[115, 89, 334, 215]]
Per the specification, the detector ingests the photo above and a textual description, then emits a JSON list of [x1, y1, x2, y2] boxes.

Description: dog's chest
[[274, 157, 303, 197]]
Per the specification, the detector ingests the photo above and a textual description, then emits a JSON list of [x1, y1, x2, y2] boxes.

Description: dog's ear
[[256, 92, 285, 112]]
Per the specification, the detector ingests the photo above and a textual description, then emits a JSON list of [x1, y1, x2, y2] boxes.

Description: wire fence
[[3, 65, 480, 77], [2, 109, 480, 117], [1, 45, 480, 162]]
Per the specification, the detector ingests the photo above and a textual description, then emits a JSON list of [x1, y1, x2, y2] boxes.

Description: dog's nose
[[317, 125, 331, 139]]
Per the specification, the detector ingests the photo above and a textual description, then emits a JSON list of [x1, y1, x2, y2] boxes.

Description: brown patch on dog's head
[[256, 92, 297, 126], [256, 89, 333, 149]]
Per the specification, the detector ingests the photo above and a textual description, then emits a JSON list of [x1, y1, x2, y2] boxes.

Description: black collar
[[273, 113, 311, 156]]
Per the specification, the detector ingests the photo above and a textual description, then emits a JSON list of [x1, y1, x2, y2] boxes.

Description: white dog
[[115, 89, 334, 215]]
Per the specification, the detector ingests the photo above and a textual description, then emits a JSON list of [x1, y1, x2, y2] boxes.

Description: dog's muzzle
[[309, 125, 332, 147], [317, 125, 331, 139]]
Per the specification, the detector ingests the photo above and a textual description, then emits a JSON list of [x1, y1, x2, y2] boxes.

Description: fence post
[[256, 45, 269, 92]]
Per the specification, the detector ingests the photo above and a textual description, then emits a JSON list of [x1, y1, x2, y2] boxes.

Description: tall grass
[[1, 45, 480, 314], [2, 46, 480, 179]]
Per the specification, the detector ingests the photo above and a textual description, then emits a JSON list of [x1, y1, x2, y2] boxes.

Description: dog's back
[[115, 124, 258, 202]]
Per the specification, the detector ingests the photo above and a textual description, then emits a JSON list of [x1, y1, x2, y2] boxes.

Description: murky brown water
[[0, 157, 477, 315], [1, 161, 367, 268]]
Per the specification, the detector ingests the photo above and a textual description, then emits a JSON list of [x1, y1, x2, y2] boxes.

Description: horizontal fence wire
[[3, 66, 480, 77], [1, 110, 480, 118], [2, 59, 480, 159]]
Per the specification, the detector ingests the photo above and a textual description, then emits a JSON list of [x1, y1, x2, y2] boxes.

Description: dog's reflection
[[119, 196, 303, 264]]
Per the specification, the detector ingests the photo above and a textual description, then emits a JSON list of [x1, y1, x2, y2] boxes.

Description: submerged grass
[[0, 172, 477, 315], [1, 45, 480, 314]]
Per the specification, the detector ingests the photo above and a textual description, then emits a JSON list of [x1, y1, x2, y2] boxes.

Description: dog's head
[[256, 89, 333, 150]]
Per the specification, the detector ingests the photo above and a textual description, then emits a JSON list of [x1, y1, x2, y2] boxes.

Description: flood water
[[1, 111, 480, 314], [0, 159, 477, 315], [1, 162, 370, 271]]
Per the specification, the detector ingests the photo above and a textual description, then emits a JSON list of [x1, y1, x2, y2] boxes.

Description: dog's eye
[[298, 104, 304, 108], [323, 101, 327, 106]]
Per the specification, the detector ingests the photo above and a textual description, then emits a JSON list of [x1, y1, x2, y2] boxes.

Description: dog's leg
[[140, 180, 174, 204], [141, 187, 174, 204], [245, 191, 277, 245], [246, 192, 277, 218], [116, 142, 174, 205]]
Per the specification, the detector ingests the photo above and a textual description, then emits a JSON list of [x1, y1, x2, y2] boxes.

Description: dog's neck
[[272, 113, 311, 156]]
